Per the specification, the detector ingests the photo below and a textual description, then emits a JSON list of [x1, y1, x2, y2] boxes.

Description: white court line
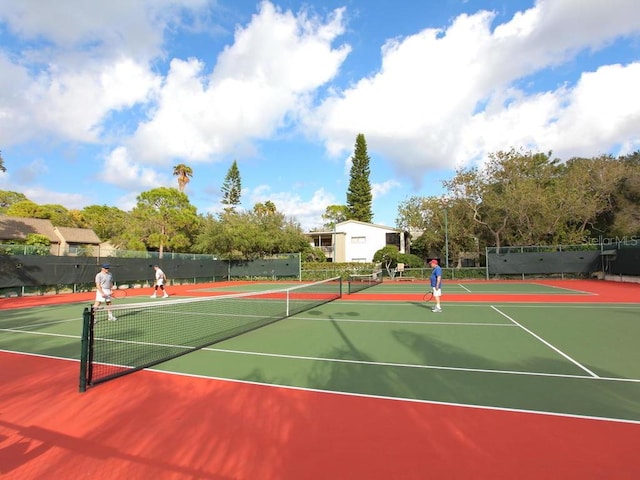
[[160, 368, 640, 425], [490, 305, 599, 378], [1, 317, 81, 331], [0, 328, 80, 340], [334, 301, 640, 308], [457, 283, 472, 292], [530, 282, 596, 295], [295, 316, 513, 327], [201, 347, 640, 386], [2, 348, 638, 425]]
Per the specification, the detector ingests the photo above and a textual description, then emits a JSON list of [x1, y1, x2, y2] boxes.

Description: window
[[351, 236, 366, 244], [386, 232, 400, 248]]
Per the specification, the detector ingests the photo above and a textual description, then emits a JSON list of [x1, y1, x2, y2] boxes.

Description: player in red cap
[[428, 259, 442, 312]]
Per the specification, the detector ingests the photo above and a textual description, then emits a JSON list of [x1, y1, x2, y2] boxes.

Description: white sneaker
[[163, 293, 169, 298], [108, 314, 117, 321], [432, 307, 442, 313], [150, 294, 156, 298]]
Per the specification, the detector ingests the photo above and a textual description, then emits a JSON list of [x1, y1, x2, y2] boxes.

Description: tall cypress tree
[[221, 160, 242, 212], [346, 133, 373, 223]]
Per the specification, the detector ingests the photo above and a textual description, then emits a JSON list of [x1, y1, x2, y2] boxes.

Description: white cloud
[[101, 147, 169, 189], [372, 179, 401, 199], [2, 0, 640, 226], [553, 63, 640, 156], [307, 0, 640, 186], [128, 1, 350, 164], [460, 62, 640, 163], [0, 0, 176, 146], [0, 0, 208, 54], [10, 185, 88, 209], [248, 185, 337, 230]]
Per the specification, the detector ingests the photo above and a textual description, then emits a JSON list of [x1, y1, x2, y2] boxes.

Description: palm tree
[[253, 200, 277, 217], [173, 164, 193, 193]]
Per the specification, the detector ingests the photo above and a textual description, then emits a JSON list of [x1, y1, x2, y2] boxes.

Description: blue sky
[[1, 0, 639, 231]]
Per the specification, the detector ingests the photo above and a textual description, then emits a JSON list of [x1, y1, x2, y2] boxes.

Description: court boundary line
[[335, 301, 640, 307], [153, 366, 640, 426], [491, 305, 599, 378], [0, 328, 80, 340], [3, 348, 640, 428], [200, 347, 640, 383], [2, 316, 636, 383], [296, 317, 515, 326], [2, 348, 640, 430], [529, 281, 595, 294]]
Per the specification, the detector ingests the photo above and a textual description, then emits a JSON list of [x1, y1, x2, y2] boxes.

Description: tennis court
[[1, 278, 639, 479]]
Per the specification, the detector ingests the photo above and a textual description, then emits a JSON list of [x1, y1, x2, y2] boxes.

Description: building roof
[[55, 226, 101, 244], [335, 219, 403, 232], [0, 216, 59, 242]]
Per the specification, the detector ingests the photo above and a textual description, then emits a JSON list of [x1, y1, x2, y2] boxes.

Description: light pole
[[444, 207, 449, 269], [438, 197, 450, 269]]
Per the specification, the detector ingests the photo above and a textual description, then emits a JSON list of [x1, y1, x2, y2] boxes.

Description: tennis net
[[79, 277, 342, 391], [347, 270, 383, 294]]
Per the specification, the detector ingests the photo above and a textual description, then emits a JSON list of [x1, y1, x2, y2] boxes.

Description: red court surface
[[2, 279, 640, 479], [1, 351, 639, 480]]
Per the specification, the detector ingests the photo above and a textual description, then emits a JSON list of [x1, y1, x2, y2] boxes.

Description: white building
[[306, 220, 409, 263]]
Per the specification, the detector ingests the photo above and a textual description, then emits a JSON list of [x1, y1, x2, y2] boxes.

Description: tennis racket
[[423, 290, 433, 302], [111, 288, 127, 299]]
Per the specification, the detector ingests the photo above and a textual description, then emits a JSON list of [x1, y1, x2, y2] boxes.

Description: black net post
[[79, 306, 92, 392]]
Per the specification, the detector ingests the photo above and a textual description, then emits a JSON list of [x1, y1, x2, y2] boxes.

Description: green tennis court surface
[[2, 282, 639, 423]]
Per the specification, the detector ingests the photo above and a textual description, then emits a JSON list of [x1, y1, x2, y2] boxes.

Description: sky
[[1, 0, 639, 231]]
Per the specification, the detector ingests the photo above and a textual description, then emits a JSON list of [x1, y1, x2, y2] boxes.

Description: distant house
[[0, 216, 61, 255], [0, 215, 102, 256], [54, 226, 102, 256], [306, 220, 410, 263]]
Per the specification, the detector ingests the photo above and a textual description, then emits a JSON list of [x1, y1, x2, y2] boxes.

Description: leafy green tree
[[396, 196, 430, 233], [117, 232, 148, 252], [397, 252, 425, 268], [610, 151, 640, 237], [81, 205, 129, 242], [4, 200, 79, 226], [407, 234, 429, 261], [0, 151, 5, 172], [396, 196, 478, 265], [558, 155, 628, 241], [301, 245, 327, 262], [346, 134, 373, 222], [25, 233, 50, 255], [373, 245, 400, 277], [221, 160, 242, 212], [253, 200, 277, 217], [6, 200, 42, 218], [132, 187, 199, 257], [173, 164, 193, 193], [0, 190, 28, 213], [38, 204, 79, 227], [322, 204, 349, 229], [444, 149, 563, 250], [191, 213, 218, 254], [194, 204, 310, 259]]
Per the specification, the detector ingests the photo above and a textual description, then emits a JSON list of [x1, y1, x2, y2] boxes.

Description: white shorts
[[96, 289, 112, 302], [156, 279, 164, 286], [432, 288, 442, 298]]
